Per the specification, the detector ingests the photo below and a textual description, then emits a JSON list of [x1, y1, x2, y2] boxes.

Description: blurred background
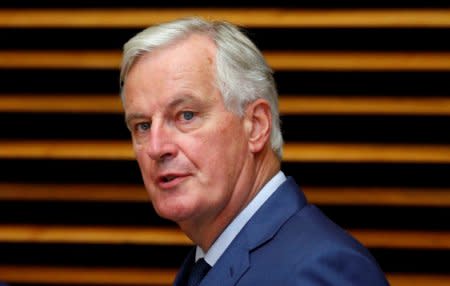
[[0, 1, 449, 285]]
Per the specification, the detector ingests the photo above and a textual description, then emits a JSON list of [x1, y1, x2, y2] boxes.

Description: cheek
[[194, 120, 247, 173]]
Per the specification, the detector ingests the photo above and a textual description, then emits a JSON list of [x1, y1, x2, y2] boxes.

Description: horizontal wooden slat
[[2, 94, 450, 115], [0, 183, 149, 202], [2, 51, 450, 71], [304, 187, 450, 207], [0, 94, 124, 113], [350, 229, 450, 249], [388, 274, 450, 286], [0, 50, 119, 69], [0, 265, 175, 285], [1, 183, 450, 207], [283, 143, 450, 163], [0, 225, 191, 245], [1, 8, 450, 28], [278, 96, 450, 115], [0, 140, 133, 160], [265, 51, 450, 71], [1, 140, 449, 163], [1, 225, 449, 249], [0, 265, 447, 286]]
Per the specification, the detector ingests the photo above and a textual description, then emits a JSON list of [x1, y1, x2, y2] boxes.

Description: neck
[[182, 147, 280, 251]]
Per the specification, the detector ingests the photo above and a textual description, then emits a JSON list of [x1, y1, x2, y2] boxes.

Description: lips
[[161, 175, 177, 183], [157, 173, 189, 189]]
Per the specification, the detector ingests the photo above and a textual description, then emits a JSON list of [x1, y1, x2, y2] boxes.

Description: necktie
[[187, 258, 211, 286]]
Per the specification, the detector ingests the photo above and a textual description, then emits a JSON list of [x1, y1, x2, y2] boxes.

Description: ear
[[244, 99, 272, 154]]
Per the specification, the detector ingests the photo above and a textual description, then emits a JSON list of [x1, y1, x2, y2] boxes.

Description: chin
[[154, 200, 195, 223]]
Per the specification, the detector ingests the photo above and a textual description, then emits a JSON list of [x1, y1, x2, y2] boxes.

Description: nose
[[145, 122, 177, 162]]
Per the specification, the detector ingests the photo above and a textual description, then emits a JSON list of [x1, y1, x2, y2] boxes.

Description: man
[[120, 17, 389, 286]]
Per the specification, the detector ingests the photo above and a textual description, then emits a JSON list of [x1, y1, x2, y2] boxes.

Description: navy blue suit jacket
[[174, 177, 389, 286]]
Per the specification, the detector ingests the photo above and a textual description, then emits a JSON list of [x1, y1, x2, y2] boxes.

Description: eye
[[181, 111, 195, 121], [135, 122, 150, 132]]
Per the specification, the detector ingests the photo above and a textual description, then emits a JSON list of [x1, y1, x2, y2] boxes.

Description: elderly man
[[120, 17, 389, 286]]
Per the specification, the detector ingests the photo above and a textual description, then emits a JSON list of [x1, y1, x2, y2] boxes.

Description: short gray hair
[[120, 17, 283, 159]]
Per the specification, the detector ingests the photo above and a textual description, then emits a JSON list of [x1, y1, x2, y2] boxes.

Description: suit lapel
[[201, 236, 250, 286], [201, 177, 307, 286]]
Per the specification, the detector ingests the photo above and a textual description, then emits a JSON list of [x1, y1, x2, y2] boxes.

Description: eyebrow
[[124, 94, 207, 127], [125, 112, 147, 128], [167, 94, 200, 109]]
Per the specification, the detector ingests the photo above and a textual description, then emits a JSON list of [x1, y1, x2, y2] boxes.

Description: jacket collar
[[174, 177, 307, 286]]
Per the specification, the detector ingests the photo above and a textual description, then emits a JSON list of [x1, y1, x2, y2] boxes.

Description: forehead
[[129, 34, 216, 82], [123, 34, 218, 107]]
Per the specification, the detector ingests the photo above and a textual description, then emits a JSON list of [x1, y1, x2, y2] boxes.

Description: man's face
[[123, 34, 253, 228]]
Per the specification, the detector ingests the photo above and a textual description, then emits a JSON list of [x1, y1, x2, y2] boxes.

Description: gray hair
[[120, 17, 283, 159]]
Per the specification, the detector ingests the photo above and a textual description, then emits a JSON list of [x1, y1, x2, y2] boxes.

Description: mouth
[[157, 173, 188, 189], [161, 175, 177, 183]]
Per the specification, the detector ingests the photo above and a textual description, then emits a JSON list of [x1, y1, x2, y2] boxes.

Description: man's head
[[120, 17, 282, 249], [121, 17, 283, 158]]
